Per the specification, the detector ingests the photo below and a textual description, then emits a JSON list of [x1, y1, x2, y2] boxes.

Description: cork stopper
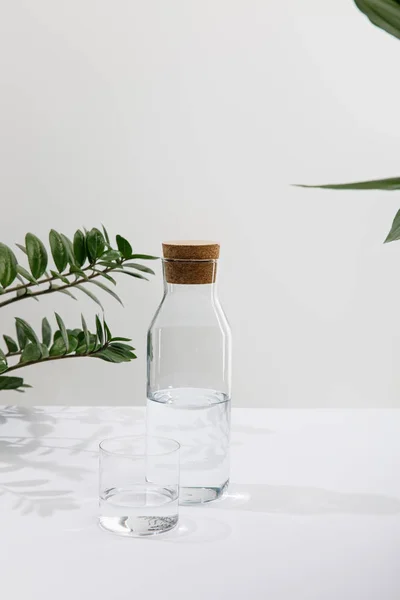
[[162, 241, 220, 285]]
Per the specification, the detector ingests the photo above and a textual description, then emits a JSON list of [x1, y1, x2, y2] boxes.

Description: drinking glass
[[99, 435, 180, 536]]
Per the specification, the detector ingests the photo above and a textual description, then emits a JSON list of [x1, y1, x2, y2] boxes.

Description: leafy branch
[[0, 225, 158, 392], [0, 313, 136, 392], [0, 226, 157, 308]]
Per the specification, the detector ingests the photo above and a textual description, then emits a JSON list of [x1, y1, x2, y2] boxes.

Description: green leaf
[[41, 318, 52, 347], [0, 363, 7, 374], [104, 319, 112, 342], [0, 376, 25, 391], [124, 262, 155, 275], [94, 348, 131, 363], [0, 347, 6, 362], [110, 337, 132, 342], [69, 266, 88, 280], [384, 208, 400, 243], [295, 177, 400, 191], [60, 234, 77, 267], [15, 318, 40, 347], [3, 335, 18, 353], [95, 315, 104, 346], [98, 261, 122, 269], [102, 224, 110, 245], [86, 228, 105, 262], [129, 254, 159, 260], [57, 289, 77, 300], [20, 343, 42, 363], [16, 265, 38, 285], [68, 328, 82, 338], [40, 343, 49, 358], [73, 230, 87, 268], [50, 270, 70, 284], [354, 0, 400, 40], [0, 243, 18, 287], [76, 333, 96, 355], [55, 313, 69, 352], [76, 284, 104, 310], [49, 334, 78, 356], [113, 269, 148, 281], [25, 233, 48, 279], [81, 314, 90, 354], [100, 250, 121, 261], [15, 243, 27, 255], [110, 342, 136, 352], [16, 320, 28, 350], [116, 235, 132, 259], [49, 230, 68, 272], [88, 280, 124, 306], [94, 271, 116, 285]]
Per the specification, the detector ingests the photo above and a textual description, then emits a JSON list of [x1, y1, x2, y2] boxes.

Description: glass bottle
[[146, 241, 232, 504]]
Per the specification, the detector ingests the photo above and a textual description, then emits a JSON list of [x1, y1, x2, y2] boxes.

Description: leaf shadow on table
[[0, 406, 143, 517], [208, 483, 400, 516]]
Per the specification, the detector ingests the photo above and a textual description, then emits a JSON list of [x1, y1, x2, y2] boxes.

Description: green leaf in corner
[[76, 284, 104, 310], [0, 347, 6, 362], [129, 254, 158, 260], [294, 176, 400, 191], [116, 235, 132, 259], [88, 280, 124, 306], [55, 313, 69, 352], [95, 315, 103, 346], [3, 335, 19, 354], [25, 233, 48, 279], [60, 234, 77, 268], [113, 269, 148, 281], [41, 317, 52, 347], [81, 314, 90, 353], [0, 376, 25, 391], [0, 363, 7, 374], [0, 243, 18, 287], [384, 208, 400, 243], [50, 270, 70, 284], [16, 265, 38, 285], [15, 243, 27, 255], [86, 228, 105, 262], [354, 0, 400, 41], [103, 319, 112, 342], [15, 318, 40, 347], [20, 343, 42, 363], [40, 344, 49, 358], [102, 224, 110, 245], [49, 230, 68, 273], [124, 262, 155, 275], [100, 250, 121, 261], [15, 320, 28, 350], [73, 230, 87, 268]]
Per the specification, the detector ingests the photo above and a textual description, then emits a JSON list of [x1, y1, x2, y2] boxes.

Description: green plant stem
[[5, 346, 107, 373], [2, 263, 99, 296], [0, 267, 115, 308]]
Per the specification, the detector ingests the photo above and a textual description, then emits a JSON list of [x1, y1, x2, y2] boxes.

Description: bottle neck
[[163, 281, 218, 300]]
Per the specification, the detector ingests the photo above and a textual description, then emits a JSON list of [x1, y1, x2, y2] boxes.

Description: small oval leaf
[[116, 235, 132, 259], [86, 228, 105, 263], [0, 243, 18, 287], [73, 230, 87, 268], [49, 230, 68, 273], [25, 233, 48, 279]]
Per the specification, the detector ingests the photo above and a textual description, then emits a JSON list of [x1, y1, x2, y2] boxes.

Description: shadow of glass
[[143, 514, 232, 544], [209, 483, 400, 515]]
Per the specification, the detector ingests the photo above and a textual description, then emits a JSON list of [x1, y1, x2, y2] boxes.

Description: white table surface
[[1, 407, 399, 600]]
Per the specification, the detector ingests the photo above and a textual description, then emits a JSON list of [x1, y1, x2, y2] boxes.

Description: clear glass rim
[[99, 435, 180, 457]]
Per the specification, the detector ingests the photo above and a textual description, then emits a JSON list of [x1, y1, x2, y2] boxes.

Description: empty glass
[[99, 435, 180, 537]]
